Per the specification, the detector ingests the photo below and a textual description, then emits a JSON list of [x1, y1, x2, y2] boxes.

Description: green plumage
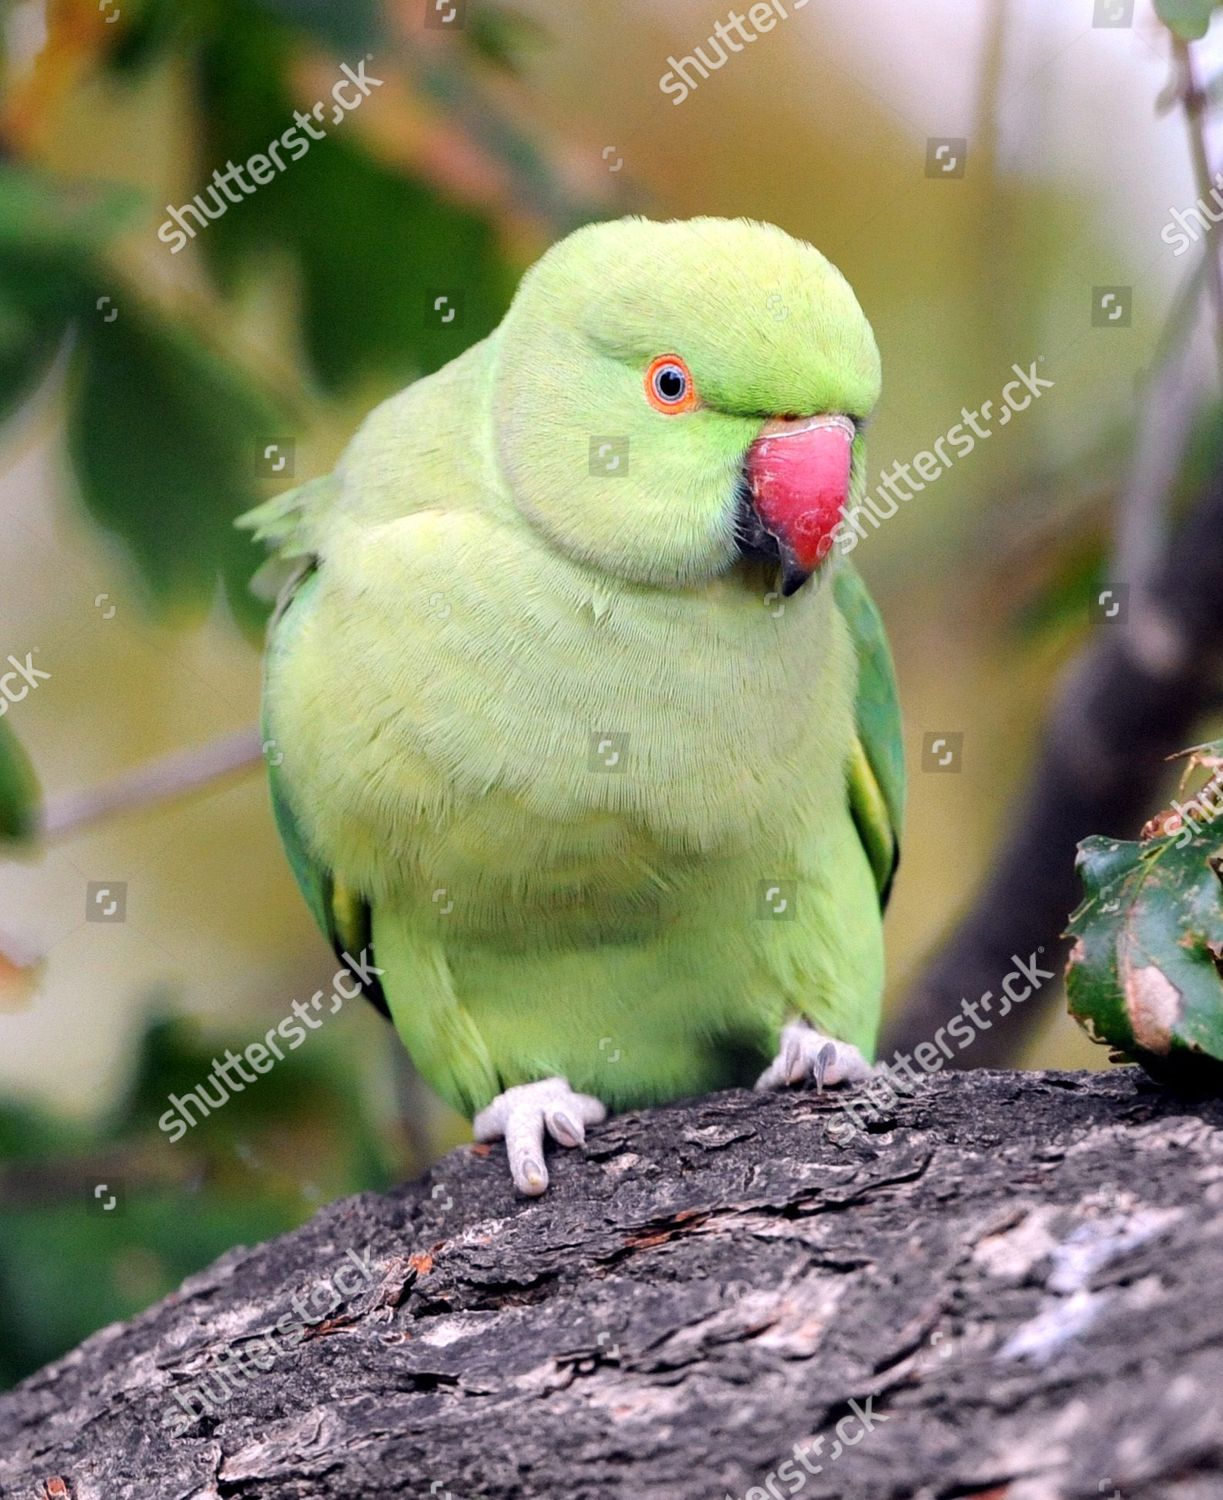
[[243, 216, 904, 1119]]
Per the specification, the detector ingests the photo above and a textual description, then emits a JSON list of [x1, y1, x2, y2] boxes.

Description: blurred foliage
[[0, 167, 133, 424], [68, 292, 283, 631], [0, 720, 39, 844], [0, 161, 283, 632], [191, 0, 513, 390], [0, 0, 533, 1389], [0, 0, 534, 798], [0, 1009, 398, 1387], [1068, 741, 1223, 1080], [1001, 399, 1223, 644], [1155, 0, 1220, 42]]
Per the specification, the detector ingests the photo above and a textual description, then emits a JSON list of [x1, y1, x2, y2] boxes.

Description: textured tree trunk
[[2, 1069, 1222, 1500]]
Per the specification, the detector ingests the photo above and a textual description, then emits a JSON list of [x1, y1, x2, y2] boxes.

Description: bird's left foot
[[472, 1077, 607, 1197], [755, 1020, 874, 1092]]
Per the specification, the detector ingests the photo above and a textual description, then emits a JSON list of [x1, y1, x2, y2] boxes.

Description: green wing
[[834, 563, 905, 908], [249, 482, 391, 1018], [266, 746, 389, 1018]]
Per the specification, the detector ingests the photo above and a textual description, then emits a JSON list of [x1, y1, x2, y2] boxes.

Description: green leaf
[[253, 0, 381, 54], [0, 169, 274, 629], [0, 291, 63, 428], [0, 722, 39, 844], [191, 0, 513, 391], [1154, 0, 1218, 41], [0, 169, 139, 425], [0, 167, 138, 259], [1066, 741, 1223, 1080], [103, 0, 185, 77], [66, 296, 280, 630], [466, 4, 548, 74], [101, 0, 383, 78], [275, 137, 512, 392]]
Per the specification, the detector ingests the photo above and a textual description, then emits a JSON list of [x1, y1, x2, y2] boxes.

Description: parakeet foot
[[472, 1077, 607, 1197], [755, 1021, 874, 1092]]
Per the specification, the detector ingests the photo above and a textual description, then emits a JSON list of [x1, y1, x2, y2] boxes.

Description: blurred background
[[2, 0, 1221, 1388]]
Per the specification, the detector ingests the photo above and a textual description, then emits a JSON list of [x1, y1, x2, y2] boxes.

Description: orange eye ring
[[644, 353, 699, 414]]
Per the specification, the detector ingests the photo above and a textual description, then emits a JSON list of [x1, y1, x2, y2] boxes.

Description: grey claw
[[477, 1078, 609, 1196], [549, 1110, 583, 1148], [518, 1156, 547, 1196], [782, 1036, 804, 1084], [814, 1041, 837, 1094]]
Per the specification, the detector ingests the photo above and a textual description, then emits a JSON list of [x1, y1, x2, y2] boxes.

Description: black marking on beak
[[779, 554, 812, 597], [732, 473, 780, 566], [733, 472, 813, 596]]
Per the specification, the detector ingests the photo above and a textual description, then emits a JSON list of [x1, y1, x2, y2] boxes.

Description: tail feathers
[[237, 473, 340, 558]]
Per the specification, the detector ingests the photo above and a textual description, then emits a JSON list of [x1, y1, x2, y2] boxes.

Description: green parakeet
[[242, 216, 904, 1195]]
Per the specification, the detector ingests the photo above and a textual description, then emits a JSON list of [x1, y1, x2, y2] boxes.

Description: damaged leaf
[[1154, 0, 1219, 41], [1066, 739, 1223, 1081]]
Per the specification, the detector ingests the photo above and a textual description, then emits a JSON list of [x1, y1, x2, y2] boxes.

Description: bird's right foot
[[472, 1077, 607, 1196]]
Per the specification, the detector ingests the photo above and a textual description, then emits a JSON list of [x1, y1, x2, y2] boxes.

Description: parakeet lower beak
[[743, 414, 855, 596]]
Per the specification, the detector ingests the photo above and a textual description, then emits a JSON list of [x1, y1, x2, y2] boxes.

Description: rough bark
[[2, 1069, 1223, 1500]]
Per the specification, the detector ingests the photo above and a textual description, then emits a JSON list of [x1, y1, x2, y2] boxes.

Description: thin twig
[[886, 31, 1223, 1065], [1112, 268, 1206, 642], [1175, 36, 1223, 390], [39, 727, 264, 841]]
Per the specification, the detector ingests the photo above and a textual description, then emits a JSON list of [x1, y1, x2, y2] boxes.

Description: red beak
[[745, 414, 855, 595]]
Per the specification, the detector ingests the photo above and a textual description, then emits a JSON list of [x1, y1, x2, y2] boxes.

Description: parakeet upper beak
[[742, 414, 855, 596]]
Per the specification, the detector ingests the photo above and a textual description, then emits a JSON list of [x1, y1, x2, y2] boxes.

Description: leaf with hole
[[1067, 741, 1223, 1081]]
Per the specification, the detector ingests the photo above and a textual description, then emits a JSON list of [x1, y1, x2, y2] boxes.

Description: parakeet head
[[492, 216, 881, 596]]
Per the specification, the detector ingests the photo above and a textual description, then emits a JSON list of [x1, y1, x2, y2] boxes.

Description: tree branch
[[2, 1070, 1222, 1498], [38, 727, 263, 842]]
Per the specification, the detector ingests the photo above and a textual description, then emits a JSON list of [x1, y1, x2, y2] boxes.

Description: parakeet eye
[[645, 354, 698, 414]]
